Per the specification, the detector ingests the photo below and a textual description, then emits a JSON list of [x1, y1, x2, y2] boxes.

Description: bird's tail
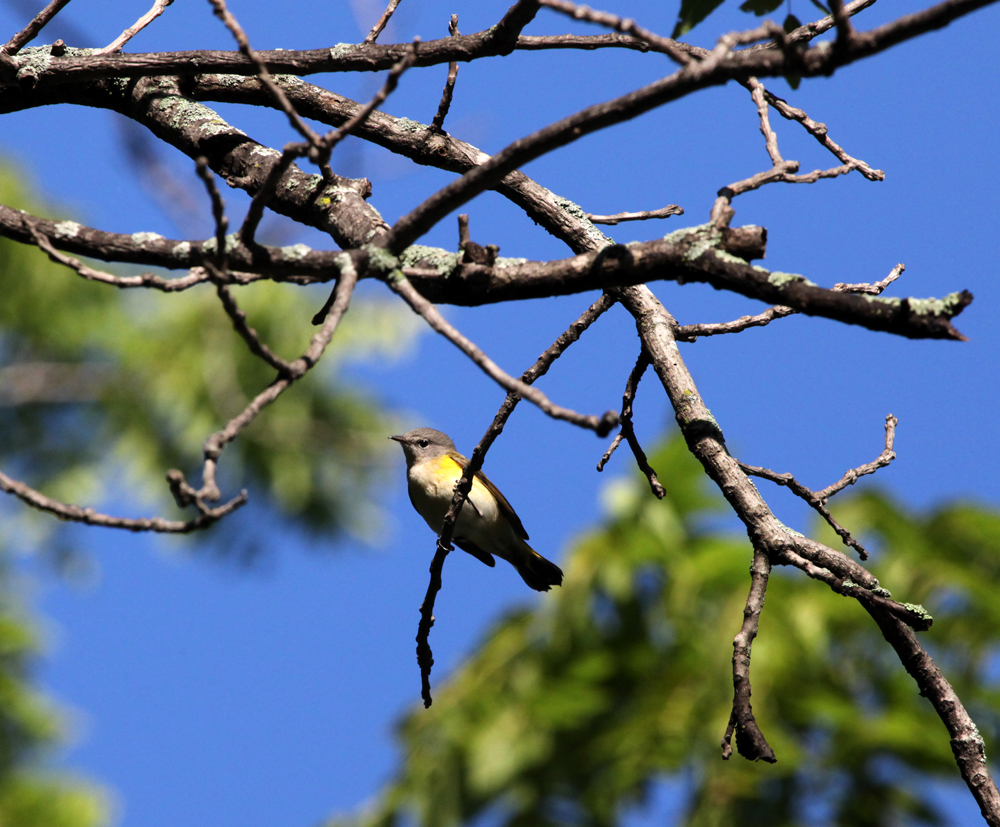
[[515, 544, 564, 592]]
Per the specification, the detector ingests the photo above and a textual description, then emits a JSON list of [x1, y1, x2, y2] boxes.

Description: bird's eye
[[418, 439, 429, 448]]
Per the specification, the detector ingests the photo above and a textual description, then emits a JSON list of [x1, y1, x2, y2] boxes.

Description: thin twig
[[0, 467, 246, 532], [93, 0, 173, 55], [207, 0, 321, 148], [738, 415, 898, 559], [239, 149, 298, 247], [214, 284, 293, 374], [28, 227, 211, 292], [418, 293, 617, 706], [757, 84, 884, 181], [739, 460, 872, 559], [386, 272, 618, 436], [195, 158, 291, 373], [538, 0, 691, 64], [749, 77, 783, 166], [315, 39, 420, 177], [776, 548, 932, 631], [814, 414, 898, 501], [198, 254, 359, 500], [195, 157, 229, 270], [365, 0, 404, 44], [597, 351, 665, 499], [675, 306, 795, 340], [1, 0, 73, 55], [430, 16, 460, 133], [712, 74, 881, 225], [828, 0, 856, 46], [834, 263, 904, 294], [721, 544, 776, 762], [586, 205, 684, 225]]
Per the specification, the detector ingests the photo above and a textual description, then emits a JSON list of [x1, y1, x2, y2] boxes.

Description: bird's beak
[[389, 435, 404, 443]]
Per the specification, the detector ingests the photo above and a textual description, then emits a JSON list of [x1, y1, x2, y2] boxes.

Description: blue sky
[[0, 0, 997, 825]]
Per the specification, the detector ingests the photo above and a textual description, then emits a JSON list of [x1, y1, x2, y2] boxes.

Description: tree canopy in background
[[334, 440, 1000, 827]]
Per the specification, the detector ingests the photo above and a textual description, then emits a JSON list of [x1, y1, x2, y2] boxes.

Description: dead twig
[[365, 0, 404, 44], [538, 0, 691, 64], [386, 272, 618, 436], [586, 205, 684, 225], [738, 415, 899, 560], [93, 0, 173, 55], [0, 467, 246, 532], [1, 0, 73, 55], [834, 263, 904, 295], [430, 16, 460, 132], [721, 544, 776, 762], [597, 350, 665, 499], [675, 306, 795, 340]]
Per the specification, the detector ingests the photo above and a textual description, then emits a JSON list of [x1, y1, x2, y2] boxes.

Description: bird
[[390, 428, 563, 591]]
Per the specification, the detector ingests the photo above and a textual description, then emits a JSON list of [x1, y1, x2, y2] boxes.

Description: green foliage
[[0, 561, 110, 827], [673, 0, 826, 38], [672, 0, 728, 39], [739, 0, 784, 17], [330, 438, 1000, 827], [0, 165, 418, 544]]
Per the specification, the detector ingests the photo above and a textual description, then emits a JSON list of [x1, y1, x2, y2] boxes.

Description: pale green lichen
[[661, 225, 702, 246], [767, 271, 816, 288], [14, 47, 52, 81], [776, 521, 806, 539], [367, 246, 401, 276], [280, 244, 312, 262], [151, 95, 247, 141], [905, 292, 967, 316], [711, 247, 753, 267], [171, 242, 192, 258], [495, 256, 528, 267], [681, 224, 721, 262], [201, 233, 239, 254], [130, 232, 164, 245], [554, 195, 614, 246], [902, 602, 933, 622], [862, 294, 901, 307], [871, 586, 892, 598], [394, 117, 426, 133], [328, 43, 354, 60], [398, 244, 459, 274], [52, 221, 81, 239]]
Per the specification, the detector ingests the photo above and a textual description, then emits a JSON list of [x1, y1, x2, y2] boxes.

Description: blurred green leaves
[[672, 0, 824, 39], [0, 559, 111, 827], [0, 163, 419, 546], [331, 438, 1000, 827]]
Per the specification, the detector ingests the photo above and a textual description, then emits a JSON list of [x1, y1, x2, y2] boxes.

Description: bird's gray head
[[389, 428, 457, 463]]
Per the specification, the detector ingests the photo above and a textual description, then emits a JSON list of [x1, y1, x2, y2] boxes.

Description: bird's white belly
[[407, 463, 499, 538]]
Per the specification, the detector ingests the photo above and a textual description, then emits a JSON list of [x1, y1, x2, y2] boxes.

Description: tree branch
[[721, 544, 776, 762], [385, 271, 618, 436]]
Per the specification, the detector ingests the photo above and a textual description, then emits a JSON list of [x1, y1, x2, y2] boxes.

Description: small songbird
[[390, 428, 563, 591]]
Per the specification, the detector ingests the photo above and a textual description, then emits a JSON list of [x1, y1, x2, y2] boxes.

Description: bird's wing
[[474, 469, 530, 541], [454, 539, 496, 567], [447, 450, 530, 541]]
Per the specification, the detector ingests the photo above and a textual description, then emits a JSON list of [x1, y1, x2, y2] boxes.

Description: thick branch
[[401, 227, 969, 340]]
